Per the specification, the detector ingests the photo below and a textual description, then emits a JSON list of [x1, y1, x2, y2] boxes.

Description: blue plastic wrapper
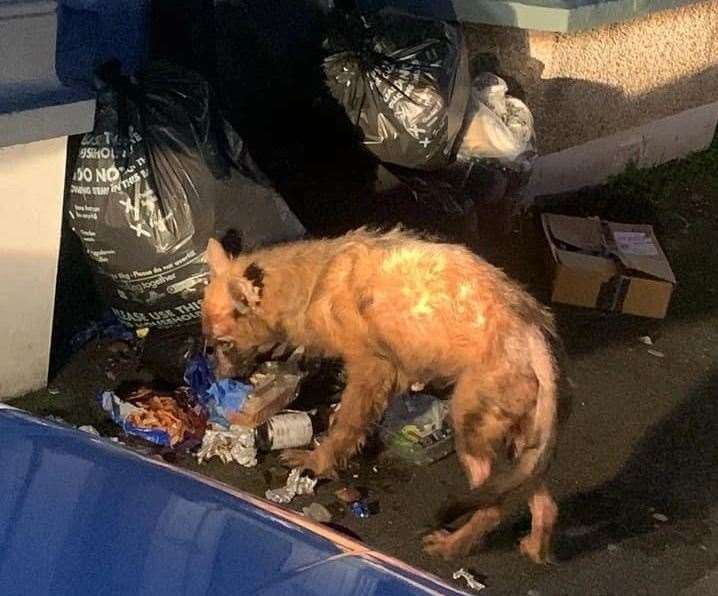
[[184, 352, 215, 401], [99, 390, 172, 447], [350, 501, 370, 519], [205, 379, 252, 427], [184, 353, 252, 427], [71, 311, 135, 352]]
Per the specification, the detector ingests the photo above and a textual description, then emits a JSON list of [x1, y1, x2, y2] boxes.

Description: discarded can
[[257, 411, 314, 451], [350, 501, 370, 519]]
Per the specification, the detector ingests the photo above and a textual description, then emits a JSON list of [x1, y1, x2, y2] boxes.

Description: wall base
[[525, 100, 718, 198]]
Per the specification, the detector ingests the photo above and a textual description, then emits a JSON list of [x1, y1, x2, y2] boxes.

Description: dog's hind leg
[[451, 370, 539, 490], [281, 356, 396, 477], [519, 482, 558, 564], [423, 504, 503, 560]]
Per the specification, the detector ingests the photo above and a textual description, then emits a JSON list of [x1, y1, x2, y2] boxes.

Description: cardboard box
[[541, 214, 676, 318], [228, 374, 301, 428]]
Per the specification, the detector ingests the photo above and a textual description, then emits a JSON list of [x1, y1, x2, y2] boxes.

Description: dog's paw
[[422, 530, 463, 560], [279, 449, 313, 469], [519, 535, 555, 565], [279, 449, 338, 479]]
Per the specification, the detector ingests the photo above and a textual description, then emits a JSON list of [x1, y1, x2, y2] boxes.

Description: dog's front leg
[[281, 357, 396, 477]]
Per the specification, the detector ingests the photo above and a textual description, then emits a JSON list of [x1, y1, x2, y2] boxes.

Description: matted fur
[[202, 227, 561, 561]]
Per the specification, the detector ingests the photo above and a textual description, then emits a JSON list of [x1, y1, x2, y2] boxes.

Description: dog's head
[[202, 238, 277, 378]]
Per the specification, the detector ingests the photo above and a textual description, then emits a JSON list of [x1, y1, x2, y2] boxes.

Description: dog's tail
[[490, 325, 558, 495], [440, 325, 559, 524]]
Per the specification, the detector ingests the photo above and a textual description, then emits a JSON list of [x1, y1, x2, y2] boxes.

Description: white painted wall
[[0, 138, 67, 397], [0, 0, 94, 398]]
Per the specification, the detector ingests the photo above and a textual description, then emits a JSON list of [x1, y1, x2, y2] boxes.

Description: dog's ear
[[228, 262, 265, 315], [206, 238, 231, 277], [220, 228, 243, 258]]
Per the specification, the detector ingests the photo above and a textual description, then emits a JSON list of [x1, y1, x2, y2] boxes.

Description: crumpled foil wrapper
[[265, 468, 317, 504], [452, 568, 486, 592], [195, 424, 258, 467]]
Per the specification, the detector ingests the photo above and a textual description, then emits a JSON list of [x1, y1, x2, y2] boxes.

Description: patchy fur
[[202, 227, 562, 561]]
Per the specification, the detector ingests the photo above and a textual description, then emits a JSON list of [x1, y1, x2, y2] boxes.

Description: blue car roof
[[0, 406, 465, 595]]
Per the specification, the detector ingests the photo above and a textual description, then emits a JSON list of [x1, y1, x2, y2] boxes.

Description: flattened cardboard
[[541, 214, 675, 318], [228, 375, 300, 428], [543, 214, 603, 252], [607, 222, 676, 283]]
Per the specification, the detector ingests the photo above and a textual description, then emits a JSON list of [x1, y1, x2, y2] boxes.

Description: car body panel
[[0, 405, 464, 595]]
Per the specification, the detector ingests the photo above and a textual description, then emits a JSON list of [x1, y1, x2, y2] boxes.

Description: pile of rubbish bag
[[323, 11, 471, 171], [68, 60, 305, 333], [146, 1, 536, 230], [69, 7, 536, 337], [322, 9, 536, 213]]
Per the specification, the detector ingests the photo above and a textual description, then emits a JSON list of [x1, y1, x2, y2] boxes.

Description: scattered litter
[[379, 393, 454, 465], [350, 501, 370, 519], [70, 311, 135, 352], [186, 349, 304, 429], [233, 352, 304, 427], [653, 513, 669, 523], [47, 387, 60, 396], [527, 590, 541, 596], [100, 387, 206, 447], [452, 568, 486, 592], [265, 468, 317, 504], [335, 487, 362, 504], [302, 502, 332, 523], [184, 351, 215, 396], [648, 349, 665, 359], [78, 425, 100, 436], [205, 379, 253, 427], [372, 465, 379, 473], [257, 411, 314, 451], [184, 351, 254, 427], [196, 424, 257, 467], [638, 336, 654, 346], [607, 543, 620, 552]]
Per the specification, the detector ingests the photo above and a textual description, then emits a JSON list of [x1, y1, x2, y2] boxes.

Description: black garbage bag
[[323, 11, 470, 171], [68, 60, 305, 332]]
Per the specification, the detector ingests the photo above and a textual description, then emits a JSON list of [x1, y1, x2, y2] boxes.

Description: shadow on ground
[[556, 366, 718, 560]]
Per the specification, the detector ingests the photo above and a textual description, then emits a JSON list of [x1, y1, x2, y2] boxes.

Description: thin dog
[[202, 228, 560, 562]]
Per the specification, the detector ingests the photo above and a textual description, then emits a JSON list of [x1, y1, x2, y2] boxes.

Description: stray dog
[[202, 228, 561, 562]]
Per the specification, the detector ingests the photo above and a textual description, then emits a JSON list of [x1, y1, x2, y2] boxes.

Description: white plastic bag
[[458, 73, 535, 166]]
